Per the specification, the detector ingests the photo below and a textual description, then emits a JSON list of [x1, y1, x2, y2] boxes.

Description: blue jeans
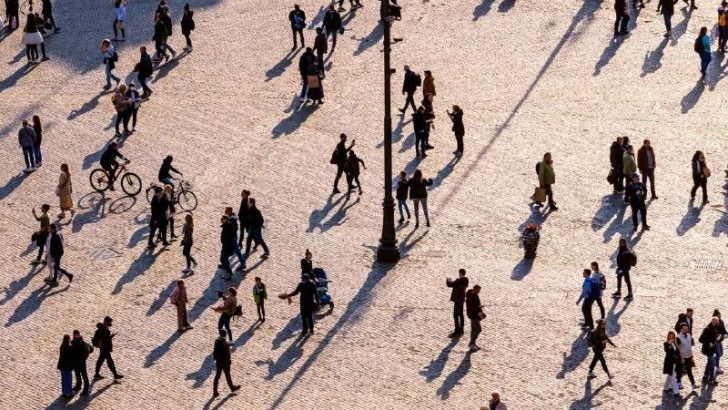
[[33, 144, 42, 164], [716, 341, 724, 369], [22, 146, 35, 168], [105, 63, 120, 86], [218, 313, 232, 341], [700, 51, 712, 74], [663, 13, 672, 32], [60, 369, 73, 396], [233, 242, 247, 268], [245, 228, 269, 254], [704, 354, 716, 380], [397, 199, 410, 220], [160, 176, 174, 187]]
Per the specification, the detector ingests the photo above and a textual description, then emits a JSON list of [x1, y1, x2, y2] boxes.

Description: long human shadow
[[567, 378, 611, 409], [307, 194, 346, 233], [0, 63, 38, 94], [518, 205, 551, 233], [681, 80, 705, 114], [256, 335, 308, 381], [473, 0, 495, 20], [144, 331, 183, 368], [435, 354, 471, 400], [271, 102, 319, 138], [341, 7, 358, 25], [399, 228, 429, 257], [419, 338, 459, 382], [430, 156, 461, 190], [146, 280, 177, 317], [318, 196, 360, 233], [353, 24, 383, 56], [267, 263, 393, 409], [600, 200, 628, 244], [606, 297, 631, 336], [676, 201, 704, 236], [68, 90, 112, 120], [594, 36, 626, 76], [272, 316, 302, 350], [0, 264, 42, 306], [707, 52, 727, 90], [497, 0, 516, 13], [379, 115, 408, 149], [591, 194, 621, 231], [5, 282, 69, 327], [670, 8, 692, 42], [511, 258, 534, 281], [309, 6, 327, 29], [556, 332, 589, 379], [71, 194, 108, 234], [0, 172, 29, 202], [641, 38, 669, 77], [438, 0, 602, 210], [111, 247, 165, 295], [265, 49, 300, 82]]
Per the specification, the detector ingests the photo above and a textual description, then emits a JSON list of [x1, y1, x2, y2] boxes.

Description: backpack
[[92, 330, 101, 348], [694, 37, 702, 53], [630, 251, 638, 267], [232, 305, 243, 321], [414, 73, 422, 87], [330, 149, 338, 164], [589, 278, 601, 298], [599, 274, 606, 290], [169, 288, 180, 305]]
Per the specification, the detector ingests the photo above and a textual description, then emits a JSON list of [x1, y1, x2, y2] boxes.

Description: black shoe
[[425, 144, 434, 149], [624, 295, 634, 301], [612, 291, 621, 298], [80, 390, 89, 396], [41, 56, 50, 62], [68, 274, 73, 283], [109, 186, 115, 191], [550, 206, 559, 211], [93, 374, 104, 380], [398, 108, 405, 114], [73, 385, 82, 392], [333, 188, 341, 194], [113, 374, 124, 380]]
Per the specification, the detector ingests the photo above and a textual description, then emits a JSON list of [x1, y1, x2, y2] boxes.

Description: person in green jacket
[[253, 277, 267, 322], [537, 152, 558, 210], [623, 145, 637, 202]]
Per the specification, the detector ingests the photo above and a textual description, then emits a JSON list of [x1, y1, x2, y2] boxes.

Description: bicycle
[[89, 160, 142, 196], [145, 178, 198, 212]]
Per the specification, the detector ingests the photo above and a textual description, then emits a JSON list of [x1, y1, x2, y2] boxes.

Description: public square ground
[[2, 0, 728, 408]]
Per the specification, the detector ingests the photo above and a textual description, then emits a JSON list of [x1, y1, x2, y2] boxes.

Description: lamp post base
[[376, 243, 400, 263]]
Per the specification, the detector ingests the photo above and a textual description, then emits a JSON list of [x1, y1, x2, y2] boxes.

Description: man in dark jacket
[[147, 187, 170, 248], [465, 285, 485, 352], [136, 46, 154, 97], [289, 4, 306, 50], [160, 6, 177, 57], [657, 0, 678, 37], [446, 269, 469, 338], [322, 5, 342, 52], [244, 198, 270, 258], [237, 189, 252, 248], [613, 238, 635, 300], [99, 142, 127, 190], [283, 273, 321, 336], [219, 215, 236, 279], [72, 330, 90, 395], [636, 139, 657, 199], [47, 224, 73, 284], [614, 0, 629, 35], [412, 106, 430, 158], [212, 329, 240, 397], [313, 27, 327, 72], [42, 0, 60, 32], [610, 137, 625, 192], [332, 133, 355, 194], [699, 317, 719, 384], [298, 47, 316, 102], [675, 308, 694, 335], [18, 120, 36, 172], [93, 316, 123, 380], [398, 65, 419, 115], [625, 173, 649, 231]]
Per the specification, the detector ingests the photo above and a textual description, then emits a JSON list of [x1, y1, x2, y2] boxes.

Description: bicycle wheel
[[121, 172, 142, 196], [177, 190, 198, 211], [145, 186, 155, 204], [89, 169, 110, 192]]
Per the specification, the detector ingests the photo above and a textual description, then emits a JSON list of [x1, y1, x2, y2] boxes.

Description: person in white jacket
[[676, 323, 698, 390], [113, 0, 127, 41], [590, 262, 606, 320]]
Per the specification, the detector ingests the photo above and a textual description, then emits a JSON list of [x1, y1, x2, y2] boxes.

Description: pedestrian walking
[[31, 204, 50, 264], [587, 319, 616, 379], [625, 173, 649, 231], [113, 0, 127, 41], [412, 106, 431, 158], [675, 308, 695, 334], [590, 262, 606, 320], [718, 2, 728, 52], [253, 277, 267, 322], [18, 119, 36, 172], [465, 284, 485, 352], [298, 47, 315, 102], [345, 150, 365, 197], [147, 186, 170, 249], [536, 152, 558, 210], [339, 0, 363, 11], [664, 330, 681, 397], [160, 6, 176, 58], [22, 14, 45, 64], [683, 0, 697, 9], [313, 28, 327, 72], [152, 12, 168, 63], [447, 105, 465, 155], [125, 83, 141, 132], [101, 39, 120, 90], [134, 46, 154, 98], [31, 115, 43, 166], [422, 70, 436, 101], [657, 0, 676, 37], [613, 238, 635, 300], [610, 136, 625, 193], [46, 224, 73, 285], [41, 0, 60, 33], [244, 198, 270, 258], [57, 334, 75, 398], [5, 0, 19, 31], [171, 280, 193, 332], [113, 84, 133, 137], [690, 150, 710, 203], [696, 27, 712, 82], [614, 0, 630, 35], [224, 207, 247, 271], [289, 4, 306, 50], [181, 214, 197, 274], [71, 330, 91, 396], [213, 287, 237, 341], [306, 65, 325, 105], [577, 269, 596, 330], [212, 329, 241, 397], [676, 322, 698, 389], [322, 5, 342, 52], [281, 274, 321, 336], [57, 164, 75, 219], [396, 171, 411, 224], [699, 317, 719, 384], [218, 215, 236, 279], [622, 145, 637, 202], [181, 3, 195, 52], [332, 133, 355, 194], [237, 190, 252, 249], [712, 310, 727, 376], [446, 269, 469, 338], [92, 316, 123, 380], [637, 139, 657, 199], [398, 66, 420, 115], [408, 169, 433, 228], [484, 392, 507, 410]]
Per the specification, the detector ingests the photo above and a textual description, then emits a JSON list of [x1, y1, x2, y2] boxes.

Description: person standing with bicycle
[[99, 142, 128, 191]]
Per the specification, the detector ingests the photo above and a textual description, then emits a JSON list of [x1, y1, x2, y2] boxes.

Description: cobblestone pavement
[[3, 0, 728, 408]]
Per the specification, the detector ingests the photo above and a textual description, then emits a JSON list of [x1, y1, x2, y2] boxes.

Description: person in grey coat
[[18, 119, 36, 172]]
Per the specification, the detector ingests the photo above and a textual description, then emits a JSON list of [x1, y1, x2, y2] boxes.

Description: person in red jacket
[[466, 285, 485, 352], [446, 269, 469, 338]]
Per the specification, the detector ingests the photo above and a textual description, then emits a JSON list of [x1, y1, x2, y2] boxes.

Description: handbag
[[533, 187, 547, 203], [607, 168, 615, 184], [703, 166, 712, 178]]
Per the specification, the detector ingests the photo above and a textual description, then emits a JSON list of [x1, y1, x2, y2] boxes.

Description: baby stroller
[[312, 268, 334, 311]]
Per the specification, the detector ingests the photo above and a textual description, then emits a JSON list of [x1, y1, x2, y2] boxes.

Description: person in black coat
[[699, 317, 719, 384], [212, 329, 240, 397], [93, 316, 123, 380], [408, 169, 433, 228], [237, 189, 253, 248], [282, 274, 321, 336], [465, 285, 485, 352], [412, 106, 430, 158], [398, 66, 419, 115], [301, 249, 313, 277], [613, 0, 629, 35], [219, 215, 236, 279], [135, 46, 154, 97], [396, 171, 410, 223], [345, 150, 366, 197], [42, 0, 60, 32], [48, 224, 73, 284], [447, 105, 465, 156], [690, 151, 709, 204], [6, 0, 19, 31], [244, 198, 270, 257], [613, 239, 635, 299], [313, 27, 327, 72], [610, 137, 625, 192], [332, 133, 355, 194], [446, 269, 469, 338], [58, 335, 75, 397], [675, 308, 694, 335], [147, 187, 170, 248], [289, 4, 306, 49], [181, 3, 195, 52], [657, 0, 678, 37], [625, 173, 649, 231], [298, 47, 315, 102], [663, 330, 681, 396], [152, 12, 168, 61], [71, 330, 91, 395], [322, 5, 342, 52]]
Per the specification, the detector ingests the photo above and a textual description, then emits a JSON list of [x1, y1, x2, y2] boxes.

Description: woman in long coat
[[57, 164, 74, 219]]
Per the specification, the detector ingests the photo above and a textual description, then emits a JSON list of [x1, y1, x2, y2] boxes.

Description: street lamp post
[[377, 1, 401, 263]]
